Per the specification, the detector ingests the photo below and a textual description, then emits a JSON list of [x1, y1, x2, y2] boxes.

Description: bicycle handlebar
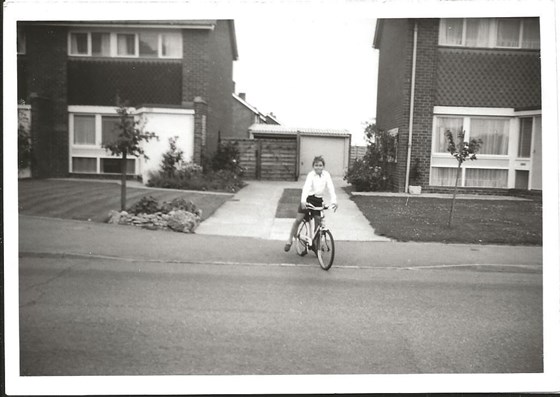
[[305, 204, 334, 211]]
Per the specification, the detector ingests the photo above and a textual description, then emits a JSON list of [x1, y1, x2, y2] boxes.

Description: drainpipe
[[404, 20, 418, 193]]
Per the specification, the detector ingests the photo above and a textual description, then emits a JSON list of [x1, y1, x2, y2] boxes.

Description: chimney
[[239, 93, 246, 101]]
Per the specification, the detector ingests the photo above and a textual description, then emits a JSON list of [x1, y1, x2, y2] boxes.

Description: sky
[[232, 17, 378, 146]]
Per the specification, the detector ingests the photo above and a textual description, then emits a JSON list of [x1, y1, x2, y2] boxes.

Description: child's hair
[[312, 156, 325, 166]]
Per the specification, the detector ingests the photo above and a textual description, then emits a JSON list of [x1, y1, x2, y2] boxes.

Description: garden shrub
[[147, 138, 245, 192], [18, 127, 32, 170], [344, 125, 395, 191], [127, 195, 160, 215]]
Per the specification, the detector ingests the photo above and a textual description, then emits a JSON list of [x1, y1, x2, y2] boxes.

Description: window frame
[[68, 29, 182, 59], [438, 17, 540, 50]]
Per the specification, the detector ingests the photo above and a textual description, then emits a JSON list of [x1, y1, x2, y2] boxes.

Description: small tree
[[160, 136, 184, 177], [445, 130, 483, 227], [103, 102, 157, 211]]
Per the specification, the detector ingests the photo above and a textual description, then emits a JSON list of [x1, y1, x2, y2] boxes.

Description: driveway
[[196, 178, 390, 241]]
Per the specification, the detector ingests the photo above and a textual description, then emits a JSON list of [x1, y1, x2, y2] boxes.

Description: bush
[[146, 138, 245, 192], [344, 124, 395, 192], [127, 195, 160, 215], [18, 127, 32, 170], [127, 195, 201, 216]]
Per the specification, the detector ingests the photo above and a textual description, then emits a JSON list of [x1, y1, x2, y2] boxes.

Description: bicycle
[[295, 203, 335, 270]]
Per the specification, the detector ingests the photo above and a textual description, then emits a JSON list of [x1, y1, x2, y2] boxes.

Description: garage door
[[299, 135, 349, 177]]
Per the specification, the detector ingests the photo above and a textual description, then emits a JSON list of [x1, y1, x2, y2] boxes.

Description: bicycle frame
[[302, 205, 330, 247]]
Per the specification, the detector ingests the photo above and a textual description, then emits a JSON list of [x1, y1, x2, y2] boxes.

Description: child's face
[[313, 161, 324, 174]]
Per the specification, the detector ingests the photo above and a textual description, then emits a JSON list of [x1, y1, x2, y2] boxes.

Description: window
[[465, 168, 508, 188], [161, 33, 182, 58], [439, 18, 540, 49], [117, 33, 136, 56], [431, 167, 461, 187], [101, 158, 135, 174], [92, 32, 111, 56], [101, 116, 121, 145], [73, 115, 96, 145], [518, 118, 533, 158], [434, 117, 463, 153], [70, 32, 89, 55], [17, 27, 26, 54], [139, 32, 158, 57], [68, 30, 182, 59], [470, 118, 509, 155], [72, 157, 97, 173]]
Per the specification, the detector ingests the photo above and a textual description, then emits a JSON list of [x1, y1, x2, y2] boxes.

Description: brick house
[[373, 18, 541, 194], [231, 92, 280, 139], [17, 20, 238, 182]]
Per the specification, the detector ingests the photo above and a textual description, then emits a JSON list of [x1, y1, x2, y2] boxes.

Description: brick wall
[[207, 21, 235, 154], [232, 98, 255, 139], [25, 25, 69, 178]]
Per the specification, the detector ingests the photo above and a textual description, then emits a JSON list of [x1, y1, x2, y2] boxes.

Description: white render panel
[[138, 110, 195, 183]]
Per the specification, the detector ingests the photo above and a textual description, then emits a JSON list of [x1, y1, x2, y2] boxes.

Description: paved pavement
[[196, 178, 391, 242]]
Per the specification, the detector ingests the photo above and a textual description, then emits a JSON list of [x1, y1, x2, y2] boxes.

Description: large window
[[439, 18, 540, 49], [69, 30, 182, 59], [70, 109, 137, 175], [433, 115, 510, 156]]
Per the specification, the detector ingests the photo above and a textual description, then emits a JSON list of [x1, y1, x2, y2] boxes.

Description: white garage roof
[[249, 124, 350, 137]]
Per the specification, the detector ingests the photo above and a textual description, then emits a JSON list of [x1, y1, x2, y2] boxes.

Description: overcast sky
[[233, 18, 378, 145]]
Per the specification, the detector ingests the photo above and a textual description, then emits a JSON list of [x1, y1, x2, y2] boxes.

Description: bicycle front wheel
[[295, 221, 310, 256], [317, 230, 335, 270]]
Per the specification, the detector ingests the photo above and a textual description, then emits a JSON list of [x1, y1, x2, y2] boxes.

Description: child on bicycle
[[284, 155, 338, 252]]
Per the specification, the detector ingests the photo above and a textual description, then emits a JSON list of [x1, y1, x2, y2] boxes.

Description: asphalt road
[[19, 254, 543, 376]]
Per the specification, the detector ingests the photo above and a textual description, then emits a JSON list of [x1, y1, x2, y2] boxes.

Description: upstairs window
[[439, 18, 540, 49], [68, 30, 182, 59]]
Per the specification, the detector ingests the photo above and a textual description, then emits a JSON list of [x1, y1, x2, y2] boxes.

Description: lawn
[[276, 188, 542, 245], [351, 195, 542, 245], [18, 179, 233, 223]]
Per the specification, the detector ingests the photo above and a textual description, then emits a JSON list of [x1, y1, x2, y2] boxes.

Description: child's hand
[[331, 203, 338, 212]]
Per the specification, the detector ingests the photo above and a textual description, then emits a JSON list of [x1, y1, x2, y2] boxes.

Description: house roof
[[373, 19, 383, 49], [249, 124, 350, 137], [32, 20, 218, 29], [233, 93, 280, 124]]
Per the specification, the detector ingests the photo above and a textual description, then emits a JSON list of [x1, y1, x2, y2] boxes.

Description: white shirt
[[301, 170, 337, 205]]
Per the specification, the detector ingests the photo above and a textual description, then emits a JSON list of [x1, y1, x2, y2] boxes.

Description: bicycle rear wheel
[[295, 221, 310, 256], [317, 230, 335, 270]]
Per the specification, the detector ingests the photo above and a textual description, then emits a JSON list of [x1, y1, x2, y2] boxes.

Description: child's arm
[[300, 172, 313, 208]]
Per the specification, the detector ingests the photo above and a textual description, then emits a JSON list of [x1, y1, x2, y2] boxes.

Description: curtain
[[117, 34, 135, 55], [470, 118, 509, 155], [92, 33, 110, 56], [101, 116, 120, 145], [74, 115, 95, 145], [465, 18, 491, 47], [440, 19, 463, 45], [522, 18, 540, 49], [465, 169, 508, 188], [431, 167, 460, 186], [496, 18, 520, 47], [70, 33, 88, 54], [72, 157, 96, 173], [434, 117, 463, 152], [162, 33, 181, 58]]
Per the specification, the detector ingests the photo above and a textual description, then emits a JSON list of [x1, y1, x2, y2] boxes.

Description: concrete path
[[196, 178, 391, 242]]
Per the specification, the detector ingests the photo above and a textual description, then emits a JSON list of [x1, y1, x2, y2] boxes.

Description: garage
[[248, 124, 351, 180]]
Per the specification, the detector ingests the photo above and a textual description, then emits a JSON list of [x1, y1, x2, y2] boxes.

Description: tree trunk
[[121, 151, 127, 211], [448, 161, 462, 228]]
